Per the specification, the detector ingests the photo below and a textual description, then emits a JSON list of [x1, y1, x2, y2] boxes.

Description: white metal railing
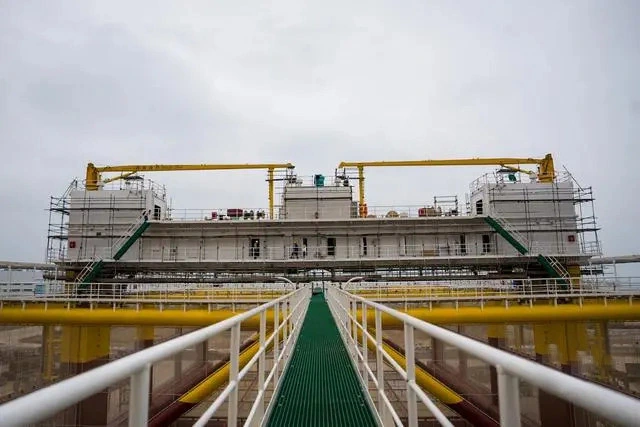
[[0, 287, 311, 427], [326, 286, 640, 427], [2, 277, 638, 308], [343, 278, 640, 304], [82, 178, 167, 200], [0, 281, 297, 306], [78, 241, 584, 263], [166, 204, 467, 221]]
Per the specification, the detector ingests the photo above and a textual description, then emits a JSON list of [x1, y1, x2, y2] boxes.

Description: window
[[475, 200, 483, 215], [482, 234, 491, 254], [362, 237, 368, 256], [154, 205, 161, 220], [327, 237, 336, 256], [460, 234, 467, 255]]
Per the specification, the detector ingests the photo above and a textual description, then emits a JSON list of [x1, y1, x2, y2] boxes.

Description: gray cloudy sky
[[0, 1, 638, 271]]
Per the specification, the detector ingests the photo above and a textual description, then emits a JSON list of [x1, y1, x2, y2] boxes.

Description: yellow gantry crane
[[85, 162, 295, 218], [338, 154, 555, 217]]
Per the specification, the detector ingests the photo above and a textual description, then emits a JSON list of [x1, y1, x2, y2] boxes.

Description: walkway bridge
[[1, 280, 640, 426]]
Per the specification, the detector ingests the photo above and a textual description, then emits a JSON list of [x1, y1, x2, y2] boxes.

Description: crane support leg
[[268, 168, 275, 219], [358, 166, 365, 217]]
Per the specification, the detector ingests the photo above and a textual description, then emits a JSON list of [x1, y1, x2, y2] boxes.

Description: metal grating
[[267, 293, 376, 427]]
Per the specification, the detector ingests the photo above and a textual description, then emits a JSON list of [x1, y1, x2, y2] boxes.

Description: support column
[[61, 326, 111, 426], [592, 321, 612, 380], [487, 324, 505, 405], [535, 323, 573, 427], [136, 326, 154, 350], [41, 325, 58, 382], [136, 326, 155, 398]]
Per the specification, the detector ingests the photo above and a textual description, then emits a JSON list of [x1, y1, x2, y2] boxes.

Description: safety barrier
[[0, 287, 311, 426], [343, 276, 640, 303], [326, 286, 640, 427]]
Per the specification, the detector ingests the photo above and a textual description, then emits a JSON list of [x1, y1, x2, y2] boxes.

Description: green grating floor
[[267, 293, 377, 427]]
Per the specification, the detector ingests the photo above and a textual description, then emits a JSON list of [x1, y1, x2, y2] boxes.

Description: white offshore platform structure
[[45, 154, 600, 288]]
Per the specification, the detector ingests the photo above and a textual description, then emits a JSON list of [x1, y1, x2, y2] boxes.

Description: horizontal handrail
[[1, 277, 638, 305], [72, 241, 587, 263], [0, 288, 310, 426], [329, 286, 640, 426]]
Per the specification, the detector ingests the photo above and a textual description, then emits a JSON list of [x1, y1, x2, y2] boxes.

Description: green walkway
[[268, 293, 377, 427]]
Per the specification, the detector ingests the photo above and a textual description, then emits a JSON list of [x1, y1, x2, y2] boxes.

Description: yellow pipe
[[179, 329, 283, 404], [356, 329, 498, 425], [363, 301, 640, 326], [3, 302, 636, 327], [0, 307, 275, 327], [181, 341, 260, 403], [381, 338, 461, 404], [354, 328, 460, 404]]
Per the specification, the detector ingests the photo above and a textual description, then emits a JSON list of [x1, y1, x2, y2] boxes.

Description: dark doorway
[[327, 237, 336, 256], [250, 238, 260, 259], [482, 234, 491, 254], [460, 234, 467, 255]]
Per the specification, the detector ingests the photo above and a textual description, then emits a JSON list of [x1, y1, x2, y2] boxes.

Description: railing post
[[362, 304, 368, 382], [256, 310, 266, 425], [228, 323, 241, 427], [274, 302, 280, 384], [497, 365, 521, 427], [129, 364, 151, 427], [347, 300, 353, 338], [352, 300, 358, 356], [404, 323, 418, 427], [282, 300, 288, 354], [375, 308, 392, 425]]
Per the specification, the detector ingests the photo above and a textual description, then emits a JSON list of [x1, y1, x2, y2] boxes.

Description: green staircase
[[113, 221, 150, 260], [483, 216, 528, 255], [79, 260, 104, 285], [268, 293, 376, 427], [76, 216, 150, 288], [484, 215, 570, 285]]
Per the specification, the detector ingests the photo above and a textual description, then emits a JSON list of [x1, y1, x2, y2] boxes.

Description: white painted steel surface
[[327, 285, 640, 427], [0, 288, 310, 427]]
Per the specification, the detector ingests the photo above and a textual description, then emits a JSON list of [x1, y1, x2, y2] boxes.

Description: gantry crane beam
[[85, 162, 295, 218], [338, 154, 555, 217]]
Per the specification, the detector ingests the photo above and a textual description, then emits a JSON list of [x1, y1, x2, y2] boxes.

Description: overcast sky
[[0, 1, 638, 273]]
